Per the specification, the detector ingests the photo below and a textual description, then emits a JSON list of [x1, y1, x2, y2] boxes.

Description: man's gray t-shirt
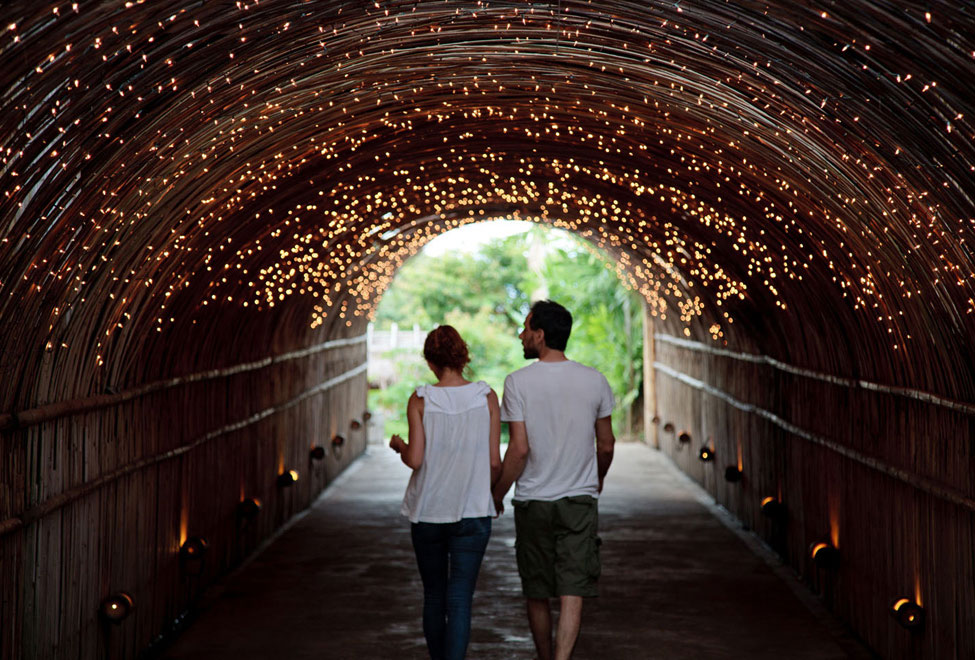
[[501, 360, 614, 501]]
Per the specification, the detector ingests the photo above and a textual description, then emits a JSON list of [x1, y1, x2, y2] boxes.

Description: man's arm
[[595, 415, 615, 493], [492, 420, 529, 513]]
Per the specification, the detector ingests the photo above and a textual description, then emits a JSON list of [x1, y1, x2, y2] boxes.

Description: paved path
[[164, 443, 871, 659]]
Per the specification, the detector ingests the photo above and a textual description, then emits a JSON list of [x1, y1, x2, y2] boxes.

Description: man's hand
[[389, 434, 406, 454]]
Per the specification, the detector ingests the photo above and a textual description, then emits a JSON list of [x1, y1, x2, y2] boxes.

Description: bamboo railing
[[0, 333, 368, 659], [651, 332, 975, 660]]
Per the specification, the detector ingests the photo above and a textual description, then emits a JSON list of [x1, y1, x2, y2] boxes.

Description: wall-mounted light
[[724, 466, 743, 483], [698, 446, 714, 462], [309, 446, 326, 460], [349, 418, 362, 430], [331, 434, 345, 447], [277, 469, 299, 487], [809, 541, 840, 570], [179, 537, 209, 576], [237, 497, 261, 521], [677, 430, 691, 445], [100, 592, 134, 624], [651, 415, 661, 425], [363, 410, 372, 422], [891, 598, 925, 631], [760, 496, 787, 522], [662, 422, 675, 434]]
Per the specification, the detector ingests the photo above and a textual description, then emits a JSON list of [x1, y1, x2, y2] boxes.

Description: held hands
[[389, 434, 406, 454], [492, 496, 504, 518]]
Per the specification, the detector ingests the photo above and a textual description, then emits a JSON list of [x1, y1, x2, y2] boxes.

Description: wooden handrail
[[656, 334, 975, 415], [0, 361, 368, 537], [0, 334, 366, 431], [655, 362, 975, 513]]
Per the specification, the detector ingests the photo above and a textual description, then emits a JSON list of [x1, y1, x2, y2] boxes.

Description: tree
[[540, 240, 644, 438], [374, 233, 532, 333], [369, 225, 643, 439]]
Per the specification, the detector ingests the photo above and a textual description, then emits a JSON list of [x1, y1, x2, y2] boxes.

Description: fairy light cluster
[[212, 154, 780, 335], [1, 0, 974, 382]]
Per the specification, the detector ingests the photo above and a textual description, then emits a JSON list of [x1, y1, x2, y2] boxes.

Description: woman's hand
[[389, 434, 406, 454]]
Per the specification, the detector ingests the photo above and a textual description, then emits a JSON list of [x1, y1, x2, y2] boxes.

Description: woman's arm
[[395, 392, 425, 469], [487, 389, 502, 487]]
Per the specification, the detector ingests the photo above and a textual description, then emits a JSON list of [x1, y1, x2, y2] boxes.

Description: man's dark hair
[[529, 300, 572, 351]]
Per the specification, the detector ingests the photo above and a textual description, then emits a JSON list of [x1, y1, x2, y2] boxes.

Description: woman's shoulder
[[472, 380, 492, 395]]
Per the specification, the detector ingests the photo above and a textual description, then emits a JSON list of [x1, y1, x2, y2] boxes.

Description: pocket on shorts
[[560, 497, 600, 582], [588, 534, 601, 581]]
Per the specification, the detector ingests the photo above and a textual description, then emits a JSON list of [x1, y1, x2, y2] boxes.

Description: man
[[492, 300, 616, 660]]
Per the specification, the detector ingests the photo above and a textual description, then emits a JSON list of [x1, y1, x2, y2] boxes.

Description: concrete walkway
[[163, 443, 872, 659]]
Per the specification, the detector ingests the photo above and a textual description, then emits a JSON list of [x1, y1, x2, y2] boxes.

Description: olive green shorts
[[512, 495, 600, 598]]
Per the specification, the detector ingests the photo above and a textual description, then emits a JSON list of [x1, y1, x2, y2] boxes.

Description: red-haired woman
[[390, 325, 501, 660]]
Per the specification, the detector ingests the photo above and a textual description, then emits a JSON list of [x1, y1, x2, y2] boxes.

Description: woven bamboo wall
[[0, 322, 368, 660], [651, 330, 975, 660], [1, 1, 974, 658]]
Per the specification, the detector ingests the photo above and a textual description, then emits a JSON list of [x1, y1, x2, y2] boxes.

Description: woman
[[390, 325, 501, 660]]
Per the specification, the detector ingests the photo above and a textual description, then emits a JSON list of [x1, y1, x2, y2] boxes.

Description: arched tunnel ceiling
[[1, 1, 974, 403]]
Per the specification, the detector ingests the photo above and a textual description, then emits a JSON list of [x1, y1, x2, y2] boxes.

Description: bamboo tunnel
[[1, 1, 974, 658]]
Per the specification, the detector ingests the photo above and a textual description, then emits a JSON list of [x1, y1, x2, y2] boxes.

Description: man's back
[[492, 300, 618, 660], [501, 360, 614, 501]]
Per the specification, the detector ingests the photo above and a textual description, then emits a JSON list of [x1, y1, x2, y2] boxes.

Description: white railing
[[367, 322, 426, 352]]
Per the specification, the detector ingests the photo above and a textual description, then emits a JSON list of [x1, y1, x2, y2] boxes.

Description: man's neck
[[537, 346, 568, 362]]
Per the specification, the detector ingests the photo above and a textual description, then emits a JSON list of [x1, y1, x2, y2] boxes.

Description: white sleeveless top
[[400, 381, 494, 523]]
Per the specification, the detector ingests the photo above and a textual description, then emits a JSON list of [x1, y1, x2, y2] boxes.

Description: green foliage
[[368, 350, 427, 439], [369, 225, 643, 440], [541, 241, 644, 434], [375, 231, 532, 333]]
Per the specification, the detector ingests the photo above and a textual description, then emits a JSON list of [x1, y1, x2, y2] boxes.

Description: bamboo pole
[[642, 302, 658, 449]]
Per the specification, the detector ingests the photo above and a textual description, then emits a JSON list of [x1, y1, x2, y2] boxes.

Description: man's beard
[[523, 345, 539, 359]]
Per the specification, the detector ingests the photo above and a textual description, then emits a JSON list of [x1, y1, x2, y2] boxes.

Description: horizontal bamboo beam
[[654, 361, 975, 513], [0, 361, 368, 538], [656, 334, 975, 416], [0, 334, 366, 431]]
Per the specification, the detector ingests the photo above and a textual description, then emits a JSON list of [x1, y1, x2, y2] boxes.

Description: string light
[[0, 0, 972, 376]]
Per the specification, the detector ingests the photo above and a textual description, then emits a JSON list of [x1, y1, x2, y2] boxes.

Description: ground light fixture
[[179, 537, 209, 576], [891, 598, 925, 631], [237, 497, 261, 521], [277, 469, 299, 488], [809, 541, 840, 570], [100, 592, 134, 624], [760, 496, 787, 522], [698, 446, 714, 462], [724, 466, 743, 482], [309, 445, 326, 460]]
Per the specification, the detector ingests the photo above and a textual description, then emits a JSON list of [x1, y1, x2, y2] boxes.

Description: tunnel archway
[[1, 2, 973, 658]]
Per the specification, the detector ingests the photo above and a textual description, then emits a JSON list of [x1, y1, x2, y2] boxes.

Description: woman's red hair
[[423, 325, 470, 373]]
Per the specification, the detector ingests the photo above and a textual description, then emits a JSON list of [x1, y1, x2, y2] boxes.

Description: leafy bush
[[369, 225, 643, 440]]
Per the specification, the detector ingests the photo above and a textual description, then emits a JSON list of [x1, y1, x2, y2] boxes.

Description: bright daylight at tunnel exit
[[0, 1, 973, 659]]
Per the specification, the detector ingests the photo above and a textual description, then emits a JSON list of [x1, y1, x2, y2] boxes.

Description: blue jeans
[[411, 517, 491, 660]]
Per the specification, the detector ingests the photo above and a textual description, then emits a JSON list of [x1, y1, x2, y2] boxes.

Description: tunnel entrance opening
[[366, 219, 646, 444]]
